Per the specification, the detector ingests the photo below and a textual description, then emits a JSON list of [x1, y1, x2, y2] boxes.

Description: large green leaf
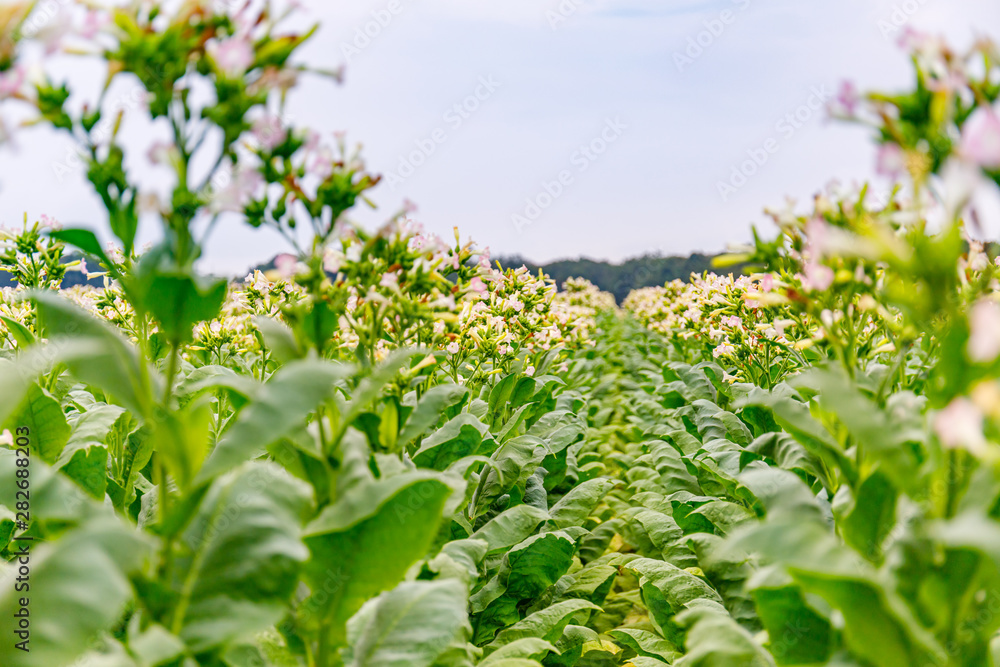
[[674, 600, 776, 667], [413, 414, 496, 470], [471, 532, 578, 643], [33, 291, 160, 418], [398, 384, 470, 451], [484, 599, 600, 652], [615, 557, 724, 645], [344, 579, 469, 667], [4, 382, 69, 464], [0, 517, 152, 667], [130, 249, 228, 344], [196, 360, 350, 482], [546, 478, 619, 529], [169, 462, 311, 652], [300, 472, 453, 650]]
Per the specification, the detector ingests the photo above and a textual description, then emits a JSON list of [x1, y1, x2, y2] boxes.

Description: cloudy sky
[[2, 0, 999, 274]]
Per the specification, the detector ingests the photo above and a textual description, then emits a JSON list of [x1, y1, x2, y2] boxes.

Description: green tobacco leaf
[[0, 517, 152, 667], [547, 478, 619, 529], [726, 513, 944, 667], [480, 638, 558, 664], [608, 628, 680, 663], [413, 413, 496, 470], [620, 508, 697, 568], [170, 462, 311, 652], [399, 384, 470, 451], [344, 579, 469, 667], [301, 472, 453, 651], [616, 557, 724, 646], [484, 599, 600, 652], [471, 504, 550, 555], [0, 450, 97, 532], [33, 291, 159, 418], [177, 365, 260, 408], [335, 349, 420, 442], [152, 397, 213, 491], [833, 469, 898, 562], [130, 249, 228, 343], [748, 568, 835, 665], [471, 532, 578, 643], [54, 404, 127, 499], [196, 360, 349, 482], [0, 359, 34, 427], [674, 600, 776, 667], [0, 314, 34, 348], [474, 436, 546, 515], [739, 387, 856, 488], [4, 382, 70, 464], [253, 315, 305, 364]]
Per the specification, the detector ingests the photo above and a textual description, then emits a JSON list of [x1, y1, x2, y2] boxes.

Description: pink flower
[[713, 343, 735, 358], [968, 300, 1000, 363], [934, 398, 988, 456], [80, 10, 109, 40], [252, 115, 288, 151], [759, 274, 774, 292], [275, 254, 299, 279], [212, 167, 263, 213], [805, 217, 829, 257], [803, 262, 834, 291], [478, 246, 492, 270], [468, 277, 487, 294], [38, 214, 61, 231], [0, 65, 25, 99], [876, 144, 907, 178], [446, 342, 460, 354], [833, 80, 859, 116], [209, 36, 255, 77], [960, 107, 1000, 170]]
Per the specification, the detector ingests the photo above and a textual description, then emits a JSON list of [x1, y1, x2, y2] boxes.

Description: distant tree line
[[496, 253, 738, 304]]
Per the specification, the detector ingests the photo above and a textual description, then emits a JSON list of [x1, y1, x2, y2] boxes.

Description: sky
[[2, 0, 1000, 275]]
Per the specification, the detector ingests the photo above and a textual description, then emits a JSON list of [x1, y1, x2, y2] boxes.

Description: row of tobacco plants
[[4, 2, 1000, 666]]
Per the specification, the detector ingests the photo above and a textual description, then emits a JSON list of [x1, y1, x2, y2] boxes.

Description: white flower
[[0, 430, 11, 447], [324, 249, 345, 274], [934, 398, 988, 457], [968, 300, 1000, 363], [379, 272, 399, 289], [446, 342, 460, 354]]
